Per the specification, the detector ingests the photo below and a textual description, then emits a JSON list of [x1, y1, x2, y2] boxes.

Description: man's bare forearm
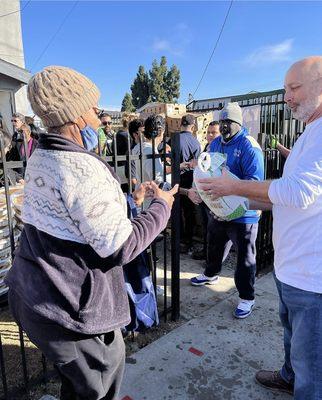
[[231, 180, 272, 203], [277, 143, 291, 158], [249, 199, 272, 211]]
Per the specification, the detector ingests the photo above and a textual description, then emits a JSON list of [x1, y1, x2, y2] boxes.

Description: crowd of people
[[1, 55, 321, 400]]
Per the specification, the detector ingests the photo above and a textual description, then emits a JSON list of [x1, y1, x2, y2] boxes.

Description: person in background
[[5, 65, 178, 400], [116, 113, 136, 192], [97, 112, 114, 156], [132, 115, 171, 199], [116, 113, 134, 156], [25, 116, 42, 141], [6, 113, 37, 182], [127, 118, 145, 187], [203, 120, 221, 151], [179, 114, 201, 254]]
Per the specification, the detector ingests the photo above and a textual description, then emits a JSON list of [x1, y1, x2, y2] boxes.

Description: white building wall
[[0, 0, 29, 115]]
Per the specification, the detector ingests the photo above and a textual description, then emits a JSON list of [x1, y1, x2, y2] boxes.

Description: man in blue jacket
[[191, 103, 264, 319]]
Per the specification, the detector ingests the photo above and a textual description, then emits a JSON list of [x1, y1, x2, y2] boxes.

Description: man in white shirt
[[197, 56, 322, 400]]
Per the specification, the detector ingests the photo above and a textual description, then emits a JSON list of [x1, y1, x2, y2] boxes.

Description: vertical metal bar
[[151, 136, 156, 181], [150, 135, 157, 292], [112, 132, 118, 174], [139, 134, 144, 210], [41, 354, 48, 386], [22, 133, 29, 165], [170, 132, 181, 320], [127, 131, 132, 194], [0, 334, 8, 400], [163, 226, 168, 322], [18, 327, 29, 395], [0, 136, 15, 256], [97, 131, 102, 157], [162, 131, 168, 321]]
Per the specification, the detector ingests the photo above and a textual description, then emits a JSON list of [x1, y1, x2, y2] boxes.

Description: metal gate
[[239, 94, 305, 272]]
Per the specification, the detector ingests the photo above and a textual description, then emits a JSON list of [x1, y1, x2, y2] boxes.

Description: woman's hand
[[132, 182, 151, 206], [150, 182, 179, 209]]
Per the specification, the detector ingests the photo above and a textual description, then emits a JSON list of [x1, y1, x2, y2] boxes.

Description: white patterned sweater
[[23, 149, 133, 257], [6, 134, 170, 334]]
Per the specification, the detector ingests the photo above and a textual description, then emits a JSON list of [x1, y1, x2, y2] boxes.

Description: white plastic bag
[[193, 152, 248, 221]]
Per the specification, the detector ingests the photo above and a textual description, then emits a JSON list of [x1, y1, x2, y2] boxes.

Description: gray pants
[[9, 290, 125, 400]]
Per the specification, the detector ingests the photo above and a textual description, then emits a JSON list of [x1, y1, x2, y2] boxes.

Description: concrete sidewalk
[[120, 272, 290, 400]]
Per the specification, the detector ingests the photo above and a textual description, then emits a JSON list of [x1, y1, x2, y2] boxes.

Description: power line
[[192, 0, 234, 98], [0, 0, 31, 19], [30, 1, 79, 71]]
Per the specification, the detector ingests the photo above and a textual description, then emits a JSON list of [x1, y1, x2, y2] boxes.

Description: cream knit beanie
[[27, 66, 100, 128]]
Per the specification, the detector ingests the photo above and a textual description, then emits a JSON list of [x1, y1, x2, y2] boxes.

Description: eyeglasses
[[11, 119, 18, 123], [102, 121, 112, 126]]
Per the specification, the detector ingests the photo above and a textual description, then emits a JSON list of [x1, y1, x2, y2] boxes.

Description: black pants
[[205, 219, 258, 301], [180, 194, 196, 246], [8, 291, 125, 400], [198, 202, 210, 254]]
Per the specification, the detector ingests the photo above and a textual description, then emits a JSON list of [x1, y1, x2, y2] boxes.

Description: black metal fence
[[246, 95, 305, 271]]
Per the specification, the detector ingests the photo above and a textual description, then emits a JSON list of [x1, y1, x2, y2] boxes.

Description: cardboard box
[[139, 102, 186, 117]]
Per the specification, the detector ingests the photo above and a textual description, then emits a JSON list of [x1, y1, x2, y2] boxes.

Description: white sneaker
[[234, 298, 255, 319], [190, 274, 219, 286]]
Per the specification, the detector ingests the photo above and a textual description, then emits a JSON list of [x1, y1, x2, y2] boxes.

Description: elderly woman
[[6, 66, 177, 400]]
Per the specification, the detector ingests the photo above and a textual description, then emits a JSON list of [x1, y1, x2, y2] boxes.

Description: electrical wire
[[0, 0, 31, 19], [30, 1, 79, 71], [192, 0, 234, 98]]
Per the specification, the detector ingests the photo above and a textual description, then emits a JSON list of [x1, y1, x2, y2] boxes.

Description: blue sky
[[21, 0, 322, 110]]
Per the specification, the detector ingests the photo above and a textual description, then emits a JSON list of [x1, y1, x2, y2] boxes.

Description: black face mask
[[219, 120, 232, 139], [219, 120, 240, 141]]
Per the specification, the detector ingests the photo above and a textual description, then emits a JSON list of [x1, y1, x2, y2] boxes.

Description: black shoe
[[191, 249, 206, 260], [255, 370, 294, 395]]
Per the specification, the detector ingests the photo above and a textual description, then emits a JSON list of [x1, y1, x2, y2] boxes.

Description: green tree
[[124, 56, 181, 109], [130, 66, 150, 109], [148, 56, 168, 102], [121, 92, 135, 112], [165, 64, 180, 103]]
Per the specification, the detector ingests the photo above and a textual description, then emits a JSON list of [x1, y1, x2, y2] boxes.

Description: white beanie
[[219, 102, 243, 126]]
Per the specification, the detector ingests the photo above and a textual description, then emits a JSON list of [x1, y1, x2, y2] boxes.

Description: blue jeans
[[275, 276, 322, 400]]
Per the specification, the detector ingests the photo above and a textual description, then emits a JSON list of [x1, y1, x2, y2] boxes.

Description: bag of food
[[193, 152, 249, 221]]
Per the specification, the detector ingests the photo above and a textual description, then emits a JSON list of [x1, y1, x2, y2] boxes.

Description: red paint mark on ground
[[188, 347, 204, 356]]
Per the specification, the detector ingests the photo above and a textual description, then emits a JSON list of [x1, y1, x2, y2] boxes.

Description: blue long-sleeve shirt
[[179, 131, 201, 188], [210, 127, 264, 223]]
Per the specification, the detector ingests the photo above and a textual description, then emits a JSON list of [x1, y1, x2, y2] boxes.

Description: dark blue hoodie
[[209, 127, 264, 224]]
